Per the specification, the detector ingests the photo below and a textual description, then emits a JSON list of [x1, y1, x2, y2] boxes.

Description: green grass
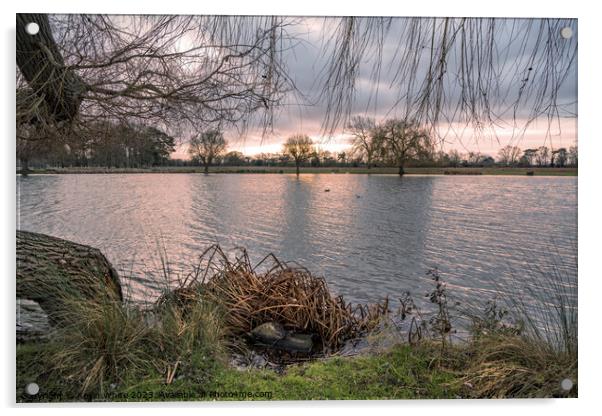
[[17, 326, 577, 402], [207, 344, 461, 400], [18, 166, 577, 176], [17, 341, 464, 402]]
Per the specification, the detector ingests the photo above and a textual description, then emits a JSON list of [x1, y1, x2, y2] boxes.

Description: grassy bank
[[16, 246, 577, 402], [16, 329, 577, 401], [17, 340, 463, 401], [17, 166, 577, 176]]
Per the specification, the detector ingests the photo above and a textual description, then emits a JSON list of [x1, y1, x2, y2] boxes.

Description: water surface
[[17, 173, 577, 310]]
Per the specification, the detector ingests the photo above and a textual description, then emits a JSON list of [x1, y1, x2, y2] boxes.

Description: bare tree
[[552, 148, 568, 167], [568, 145, 578, 167], [16, 13, 292, 150], [448, 149, 462, 167], [497, 146, 522, 166], [16, 14, 577, 164], [467, 151, 485, 166], [283, 134, 314, 175], [522, 149, 538, 166], [346, 116, 381, 169], [16, 128, 52, 175], [535, 146, 551, 167], [222, 151, 245, 166], [188, 130, 227, 173], [378, 119, 431, 176]]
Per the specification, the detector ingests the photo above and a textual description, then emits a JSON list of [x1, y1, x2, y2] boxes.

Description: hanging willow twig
[[16, 13, 296, 139], [16, 14, 577, 149], [319, 17, 577, 143]]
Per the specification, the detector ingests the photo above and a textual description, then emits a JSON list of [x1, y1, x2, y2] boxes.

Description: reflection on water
[[17, 173, 577, 309]]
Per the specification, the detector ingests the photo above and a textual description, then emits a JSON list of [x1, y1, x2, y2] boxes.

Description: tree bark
[[16, 13, 86, 122], [18, 157, 30, 176], [398, 164, 405, 176], [17, 230, 123, 323], [296, 163, 300, 176]]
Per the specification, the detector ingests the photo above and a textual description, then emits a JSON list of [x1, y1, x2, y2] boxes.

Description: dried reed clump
[[168, 245, 389, 352]]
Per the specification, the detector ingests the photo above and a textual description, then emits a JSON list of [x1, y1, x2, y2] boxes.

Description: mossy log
[[16, 230, 123, 323]]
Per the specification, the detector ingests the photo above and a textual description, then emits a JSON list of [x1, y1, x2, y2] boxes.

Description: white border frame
[[2, 1, 599, 414]]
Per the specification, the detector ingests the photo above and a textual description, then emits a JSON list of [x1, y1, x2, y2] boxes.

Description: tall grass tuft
[[461, 332, 576, 398], [42, 285, 226, 397], [460, 246, 577, 398], [49, 298, 153, 395]]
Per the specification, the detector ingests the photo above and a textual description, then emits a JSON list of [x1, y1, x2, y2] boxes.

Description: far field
[[18, 166, 577, 176]]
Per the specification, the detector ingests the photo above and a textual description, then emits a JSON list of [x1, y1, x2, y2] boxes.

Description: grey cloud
[[229, 16, 577, 153]]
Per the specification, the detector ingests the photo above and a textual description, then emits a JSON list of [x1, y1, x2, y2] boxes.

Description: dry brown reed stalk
[[165, 245, 389, 352]]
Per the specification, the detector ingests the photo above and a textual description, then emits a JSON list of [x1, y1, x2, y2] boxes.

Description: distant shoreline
[[17, 166, 578, 176]]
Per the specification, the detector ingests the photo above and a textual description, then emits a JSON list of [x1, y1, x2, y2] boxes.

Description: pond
[[17, 173, 577, 313]]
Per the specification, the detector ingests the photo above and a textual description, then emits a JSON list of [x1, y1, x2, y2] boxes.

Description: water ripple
[[17, 174, 577, 310]]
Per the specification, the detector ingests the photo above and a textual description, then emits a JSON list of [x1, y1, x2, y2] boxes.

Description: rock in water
[[277, 333, 313, 353], [250, 322, 287, 345], [17, 298, 50, 343], [250, 322, 314, 353]]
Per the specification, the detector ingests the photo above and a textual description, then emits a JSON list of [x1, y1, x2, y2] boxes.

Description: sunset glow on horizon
[[170, 116, 577, 159]]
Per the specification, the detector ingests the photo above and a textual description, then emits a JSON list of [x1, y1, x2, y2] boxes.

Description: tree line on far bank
[[186, 117, 577, 175], [18, 117, 577, 174], [17, 121, 176, 172]]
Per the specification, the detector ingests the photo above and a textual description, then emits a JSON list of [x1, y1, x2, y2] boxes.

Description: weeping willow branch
[[16, 14, 577, 150], [16, 13, 295, 141], [319, 17, 577, 143]]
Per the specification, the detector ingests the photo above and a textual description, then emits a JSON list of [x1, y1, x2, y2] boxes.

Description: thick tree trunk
[[19, 157, 30, 176], [17, 230, 123, 323], [204, 163, 209, 174], [16, 13, 86, 122], [398, 164, 405, 176], [296, 163, 300, 176]]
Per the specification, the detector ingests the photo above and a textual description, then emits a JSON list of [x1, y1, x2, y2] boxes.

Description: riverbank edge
[[17, 166, 578, 176], [16, 327, 578, 401], [15, 338, 461, 401], [15, 234, 578, 402]]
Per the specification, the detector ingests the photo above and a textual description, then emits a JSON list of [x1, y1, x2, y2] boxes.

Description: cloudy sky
[[173, 16, 578, 159]]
